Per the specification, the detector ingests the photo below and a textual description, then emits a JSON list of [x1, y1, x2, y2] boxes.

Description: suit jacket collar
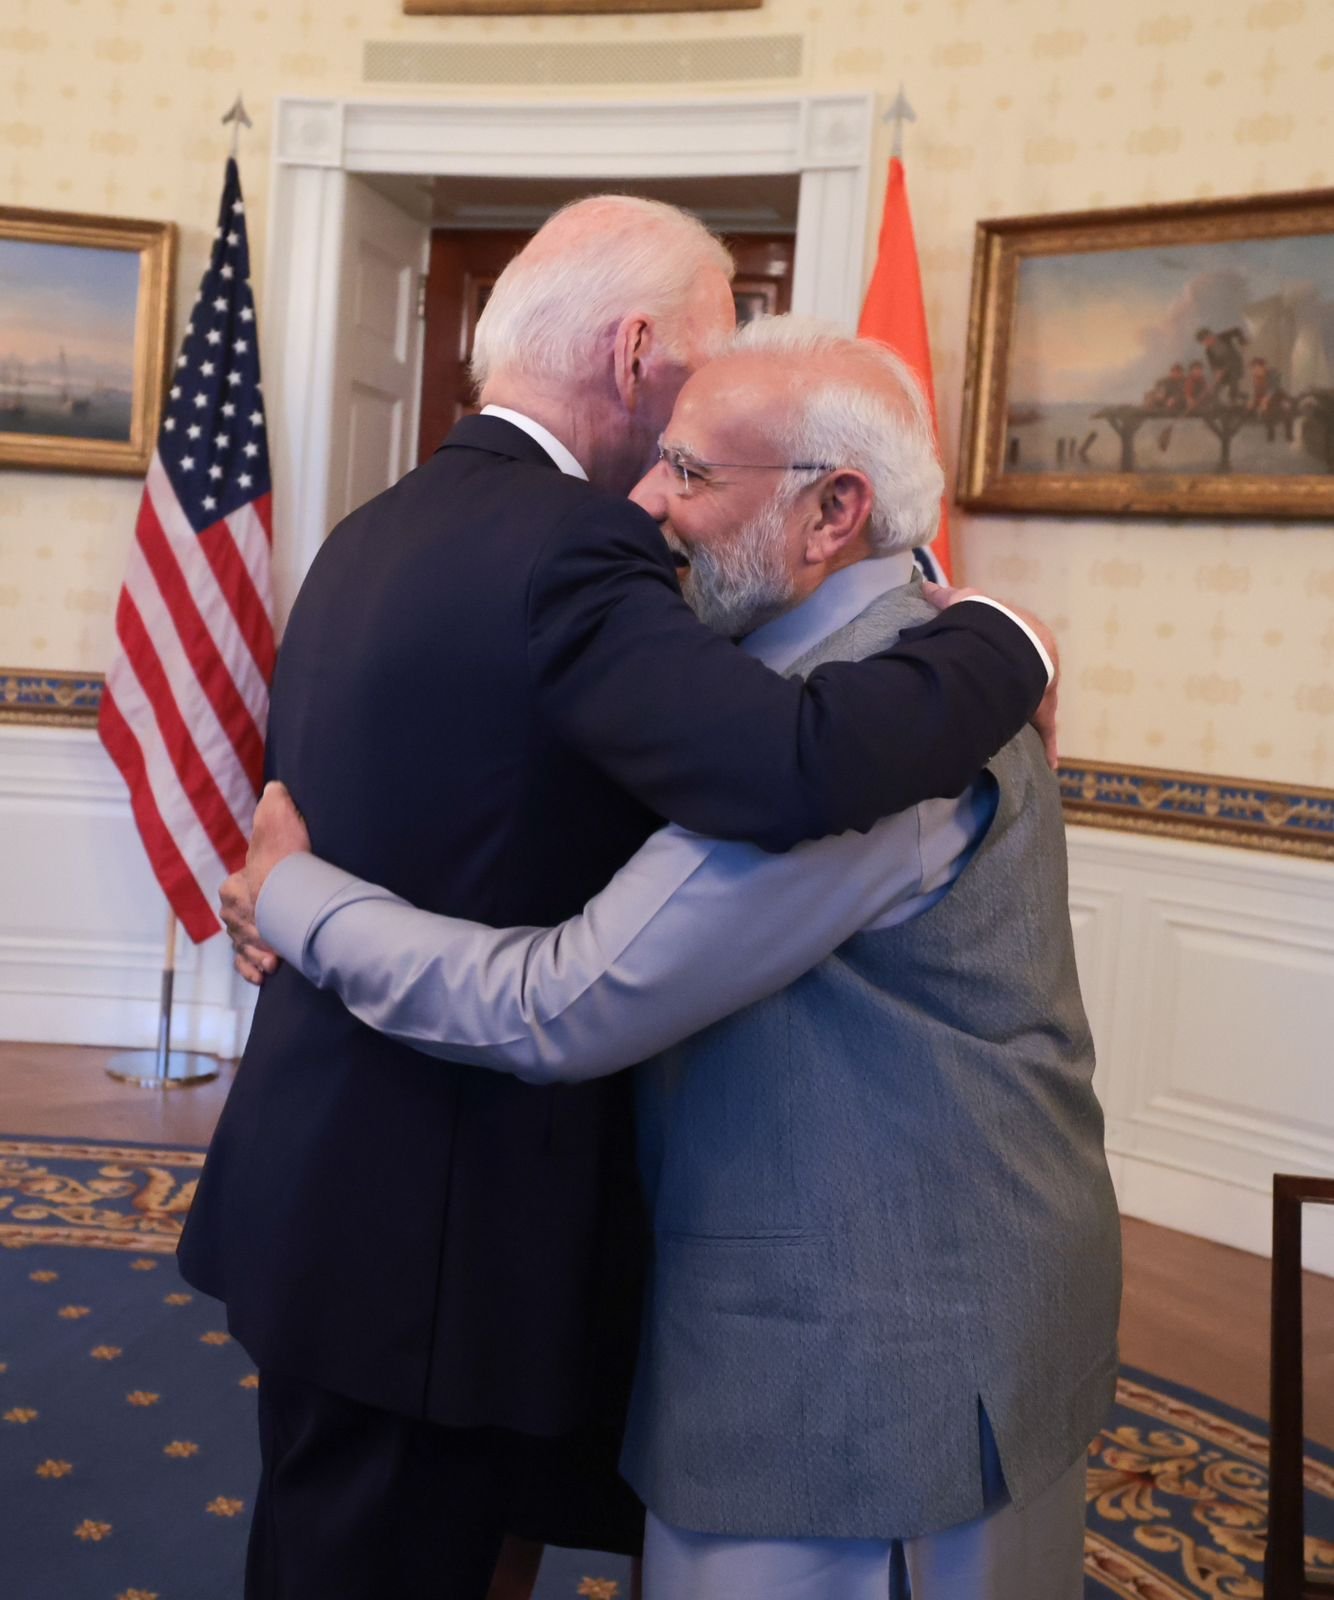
[[437, 411, 565, 471]]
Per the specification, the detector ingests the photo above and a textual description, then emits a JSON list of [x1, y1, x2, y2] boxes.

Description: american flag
[[99, 158, 275, 942]]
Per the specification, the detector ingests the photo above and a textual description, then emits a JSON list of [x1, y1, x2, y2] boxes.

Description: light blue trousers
[[642, 1452, 1089, 1600]]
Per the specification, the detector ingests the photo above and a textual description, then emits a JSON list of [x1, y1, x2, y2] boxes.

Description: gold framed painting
[[0, 206, 175, 477], [405, 0, 759, 12], [958, 187, 1334, 519]]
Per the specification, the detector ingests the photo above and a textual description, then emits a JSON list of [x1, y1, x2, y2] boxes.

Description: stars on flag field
[[157, 162, 270, 531]]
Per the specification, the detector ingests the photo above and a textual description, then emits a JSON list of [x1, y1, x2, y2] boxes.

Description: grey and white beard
[[676, 494, 798, 638]]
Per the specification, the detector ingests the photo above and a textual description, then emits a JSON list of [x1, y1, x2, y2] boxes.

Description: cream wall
[[1, 0, 1333, 786]]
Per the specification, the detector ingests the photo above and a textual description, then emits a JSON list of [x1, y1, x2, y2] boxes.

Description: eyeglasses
[[657, 440, 834, 496]]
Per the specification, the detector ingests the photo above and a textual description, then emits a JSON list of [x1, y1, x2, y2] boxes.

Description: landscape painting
[[1, 239, 139, 444], [958, 190, 1334, 517], [0, 208, 174, 475]]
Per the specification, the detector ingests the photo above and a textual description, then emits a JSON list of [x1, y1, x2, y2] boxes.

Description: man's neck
[[478, 383, 643, 496], [781, 537, 877, 617]]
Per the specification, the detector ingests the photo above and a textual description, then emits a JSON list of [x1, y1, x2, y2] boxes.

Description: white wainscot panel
[[1139, 902, 1334, 1160], [1066, 824, 1334, 1275], [0, 726, 253, 1059]]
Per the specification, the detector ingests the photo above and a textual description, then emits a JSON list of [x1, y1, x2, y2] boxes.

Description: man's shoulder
[[316, 446, 654, 573]]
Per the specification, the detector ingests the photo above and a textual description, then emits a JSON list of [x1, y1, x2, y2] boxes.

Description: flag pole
[[221, 93, 252, 157], [884, 83, 916, 160], [106, 905, 220, 1089], [861, 84, 953, 580], [100, 104, 272, 1090], [105, 99, 249, 1093]]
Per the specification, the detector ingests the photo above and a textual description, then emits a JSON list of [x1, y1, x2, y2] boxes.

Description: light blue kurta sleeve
[[255, 793, 983, 1085]]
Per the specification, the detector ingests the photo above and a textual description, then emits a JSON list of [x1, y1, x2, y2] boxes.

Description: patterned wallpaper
[[1, 0, 1332, 785]]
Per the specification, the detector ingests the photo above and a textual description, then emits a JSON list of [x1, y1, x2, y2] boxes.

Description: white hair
[[729, 315, 944, 556], [470, 195, 734, 392]]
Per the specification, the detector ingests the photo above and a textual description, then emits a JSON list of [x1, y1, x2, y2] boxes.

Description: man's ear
[[612, 313, 653, 413], [804, 470, 873, 563]]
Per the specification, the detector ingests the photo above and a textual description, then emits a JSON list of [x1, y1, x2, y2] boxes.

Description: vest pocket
[[640, 1232, 829, 1519], [627, 1232, 837, 1532]]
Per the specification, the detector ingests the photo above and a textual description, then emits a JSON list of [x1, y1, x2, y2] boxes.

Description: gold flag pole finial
[[221, 94, 253, 159], [883, 84, 916, 162]]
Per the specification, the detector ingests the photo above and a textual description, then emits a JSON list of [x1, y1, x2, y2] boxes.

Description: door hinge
[[416, 274, 429, 322]]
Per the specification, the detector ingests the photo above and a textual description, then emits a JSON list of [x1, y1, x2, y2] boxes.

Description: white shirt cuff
[[956, 595, 1055, 686]]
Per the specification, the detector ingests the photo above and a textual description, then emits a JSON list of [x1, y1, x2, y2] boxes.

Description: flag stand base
[[104, 936, 221, 1089], [106, 1051, 220, 1090]]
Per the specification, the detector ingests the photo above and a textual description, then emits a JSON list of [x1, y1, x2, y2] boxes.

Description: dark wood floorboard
[[1, 1040, 235, 1147], [3, 1042, 1331, 1447]]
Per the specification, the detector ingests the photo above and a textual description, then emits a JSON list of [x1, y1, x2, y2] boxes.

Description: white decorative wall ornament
[[276, 99, 344, 169], [800, 94, 875, 169]]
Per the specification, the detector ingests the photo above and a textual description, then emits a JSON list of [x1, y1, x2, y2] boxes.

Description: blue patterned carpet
[[2, 1134, 1332, 1600]]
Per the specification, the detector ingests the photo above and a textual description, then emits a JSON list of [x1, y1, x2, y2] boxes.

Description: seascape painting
[[958, 190, 1334, 517], [1006, 236, 1334, 481], [0, 207, 173, 476], [0, 238, 140, 445]]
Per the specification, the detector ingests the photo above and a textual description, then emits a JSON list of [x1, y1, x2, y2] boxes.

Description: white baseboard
[[0, 993, 248, 1061], [1108, 1147, 1334, 1276]]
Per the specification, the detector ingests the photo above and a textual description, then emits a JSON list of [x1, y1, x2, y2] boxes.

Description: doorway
[[264, 91, 876, 618]]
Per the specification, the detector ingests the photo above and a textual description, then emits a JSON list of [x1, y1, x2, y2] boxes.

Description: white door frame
[[266, 91, 877, 620]]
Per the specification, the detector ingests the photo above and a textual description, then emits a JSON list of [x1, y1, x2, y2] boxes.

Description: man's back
[[180, 416, 661, 1433], [265, 428, 661, 927]]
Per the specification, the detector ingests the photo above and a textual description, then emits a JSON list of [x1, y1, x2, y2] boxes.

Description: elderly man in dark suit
[[181, 199, 1055, 1600]]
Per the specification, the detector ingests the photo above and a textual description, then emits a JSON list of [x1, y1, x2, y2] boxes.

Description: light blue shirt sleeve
[[255, 787, 990, 1086]]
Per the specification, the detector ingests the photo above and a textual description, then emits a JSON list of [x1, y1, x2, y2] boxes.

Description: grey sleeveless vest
[[620, 579, 1121, 1540]]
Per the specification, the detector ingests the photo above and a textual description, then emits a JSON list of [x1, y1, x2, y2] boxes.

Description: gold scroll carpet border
[[0, 1137, 204, 1255]]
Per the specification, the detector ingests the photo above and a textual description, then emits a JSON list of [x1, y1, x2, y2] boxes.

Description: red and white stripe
[[100, 453, 275, 942]]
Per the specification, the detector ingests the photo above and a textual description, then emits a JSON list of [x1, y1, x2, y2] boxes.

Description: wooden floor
[[4, 1041, 1333, 1448]]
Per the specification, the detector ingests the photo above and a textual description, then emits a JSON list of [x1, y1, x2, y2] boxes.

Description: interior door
[[328, 178, 430, 524], [417, 228, 795, 463]]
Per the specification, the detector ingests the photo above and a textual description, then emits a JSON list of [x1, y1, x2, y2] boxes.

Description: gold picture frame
[[404, 0, 759, 12], [0, 206, 175, 477], [958, 187, 1334, 519]]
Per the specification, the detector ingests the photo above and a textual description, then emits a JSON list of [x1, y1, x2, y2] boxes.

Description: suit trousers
[[642, 1451, 1089, 1600], [245, 1371, 643, 1600]]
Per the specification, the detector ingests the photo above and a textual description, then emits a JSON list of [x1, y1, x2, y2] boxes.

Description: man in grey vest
[[227, 318, 1121, 1599]]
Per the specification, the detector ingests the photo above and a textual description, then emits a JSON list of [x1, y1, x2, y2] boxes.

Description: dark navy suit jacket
[[178, 413, 1046, 1436]]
